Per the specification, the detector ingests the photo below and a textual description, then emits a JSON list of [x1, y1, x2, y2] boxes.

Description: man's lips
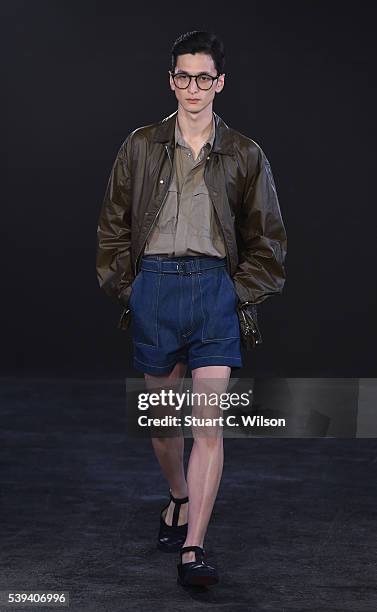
[[187, 98, 200, 102]]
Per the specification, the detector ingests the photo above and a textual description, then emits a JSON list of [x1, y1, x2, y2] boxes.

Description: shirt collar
[[175, 112, 216, 151]]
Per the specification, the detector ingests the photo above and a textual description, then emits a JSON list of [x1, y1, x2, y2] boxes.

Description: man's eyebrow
[[175, 70, 212, 75]]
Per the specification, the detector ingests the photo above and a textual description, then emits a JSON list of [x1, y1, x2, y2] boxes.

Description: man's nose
[[188, 78, 199, 94]]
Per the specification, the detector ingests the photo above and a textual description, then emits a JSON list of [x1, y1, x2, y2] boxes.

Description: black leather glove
[[237, 302, 263, 349]]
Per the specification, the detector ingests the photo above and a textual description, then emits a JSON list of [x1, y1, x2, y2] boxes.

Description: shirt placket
[[174, 142, 208, 255]]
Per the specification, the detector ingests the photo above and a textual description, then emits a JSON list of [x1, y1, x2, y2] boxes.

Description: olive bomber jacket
[[96, 109, 287, 343]]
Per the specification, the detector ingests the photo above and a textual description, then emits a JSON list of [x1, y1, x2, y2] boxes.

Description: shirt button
[[159, 179, 164, 184]]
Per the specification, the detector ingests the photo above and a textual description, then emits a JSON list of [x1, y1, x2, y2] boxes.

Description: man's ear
[[168, 70, 175, 91], [216, 73, 225, 92]]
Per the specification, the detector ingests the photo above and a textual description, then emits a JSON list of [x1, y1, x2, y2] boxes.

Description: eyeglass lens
[[173, 73, 215, 90]]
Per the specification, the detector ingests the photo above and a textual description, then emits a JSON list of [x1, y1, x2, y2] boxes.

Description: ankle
[[162, 492, 189, 527], [183, 541, 204, 549], [181, 543, 204, 563], [170, 486, 188, 499]]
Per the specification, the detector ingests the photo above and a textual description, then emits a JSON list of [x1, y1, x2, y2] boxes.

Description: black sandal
[[177, 545, 219, 586], [157, 489, 189, 553]]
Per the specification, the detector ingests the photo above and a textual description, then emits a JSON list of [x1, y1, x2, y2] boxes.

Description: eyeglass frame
[[168, 70, 220, 90]]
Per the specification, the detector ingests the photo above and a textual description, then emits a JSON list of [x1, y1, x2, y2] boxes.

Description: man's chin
[[182, 102, 203, 113]]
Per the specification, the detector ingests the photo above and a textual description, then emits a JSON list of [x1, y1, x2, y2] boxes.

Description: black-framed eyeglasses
[[169, 70, 219, 90]]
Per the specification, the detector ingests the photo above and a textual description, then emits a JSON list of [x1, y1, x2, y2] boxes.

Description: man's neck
[[176, 104, 214, 144]]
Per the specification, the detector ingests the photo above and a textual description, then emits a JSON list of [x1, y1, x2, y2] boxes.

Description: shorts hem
[[189, 356, 243, 370], [133, 355, 188, 375]]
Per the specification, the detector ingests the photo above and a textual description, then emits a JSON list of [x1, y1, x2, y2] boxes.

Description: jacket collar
[[152, 109, 234, 155]]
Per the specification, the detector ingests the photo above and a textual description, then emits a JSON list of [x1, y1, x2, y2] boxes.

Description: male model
[[96, 30, 287, 587]]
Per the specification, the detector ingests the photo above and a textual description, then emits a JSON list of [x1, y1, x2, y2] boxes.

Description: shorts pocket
[[130, 270, 161, 347], [129, 270, 143, 306], [222, 269, 238, 299], [199, 267, 240, 342]]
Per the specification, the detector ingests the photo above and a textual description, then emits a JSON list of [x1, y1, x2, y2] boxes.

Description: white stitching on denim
[[180, 270, 197, 337], [222, 268, 237, 297], [198, 268, 239, 342], [202, 336, 239, 341], [154, 272, 162, 348], [134, 356, 185, 368], [190, 269, 195, 331], [129, 269, 143, 307], [132, 269, 160, 348], [198, 271, 206, 340]]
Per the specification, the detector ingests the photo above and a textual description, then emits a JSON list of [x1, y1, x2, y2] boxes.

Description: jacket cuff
[[118, 284, 132, 309]]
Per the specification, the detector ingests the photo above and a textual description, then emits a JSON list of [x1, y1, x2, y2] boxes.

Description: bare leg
[[145, 361, 189, 525], [181, 365, 231, 563]]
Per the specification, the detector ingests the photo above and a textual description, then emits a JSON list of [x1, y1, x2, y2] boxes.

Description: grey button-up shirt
[[144, 112, 226, 258]]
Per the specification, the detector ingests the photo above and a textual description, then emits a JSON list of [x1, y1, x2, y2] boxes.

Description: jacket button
[[159, 179, 164, 184]]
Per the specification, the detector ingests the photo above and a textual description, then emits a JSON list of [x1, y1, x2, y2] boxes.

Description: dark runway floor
[[1, 377, 377, 612]]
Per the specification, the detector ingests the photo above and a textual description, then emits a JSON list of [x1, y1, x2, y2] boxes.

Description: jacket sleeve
[[233, 144, 287, 306], [96, 134, 134, 308]]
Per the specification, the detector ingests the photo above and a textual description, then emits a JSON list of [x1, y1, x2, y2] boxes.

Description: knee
[[192, 434, 223, 452]]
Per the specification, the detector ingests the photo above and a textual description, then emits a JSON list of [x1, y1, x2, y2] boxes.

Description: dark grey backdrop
[[2, 1, 376, 377]]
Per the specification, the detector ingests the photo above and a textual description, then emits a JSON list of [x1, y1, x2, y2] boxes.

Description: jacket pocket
[[190, 185, 212, 239]]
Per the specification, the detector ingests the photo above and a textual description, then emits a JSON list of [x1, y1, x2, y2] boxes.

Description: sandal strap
[[180, 545, 205, 559], [169, 489, 189, 504], [169, 489, 188, 525]]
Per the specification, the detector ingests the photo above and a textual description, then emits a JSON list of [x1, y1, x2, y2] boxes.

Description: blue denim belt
[[140, 254, 227, 275]]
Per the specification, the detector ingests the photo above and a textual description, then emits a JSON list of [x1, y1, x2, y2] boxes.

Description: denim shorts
[[128, 254, 243, 375]]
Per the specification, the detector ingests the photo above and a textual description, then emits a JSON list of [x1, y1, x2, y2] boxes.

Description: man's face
[[169, 52, 225, 114]]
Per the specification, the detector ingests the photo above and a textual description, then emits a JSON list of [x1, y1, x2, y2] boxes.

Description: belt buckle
[[176, 262, 191, 275]]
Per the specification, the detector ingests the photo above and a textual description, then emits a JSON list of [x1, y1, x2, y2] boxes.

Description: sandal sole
[[177, 574, 219, 586]]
